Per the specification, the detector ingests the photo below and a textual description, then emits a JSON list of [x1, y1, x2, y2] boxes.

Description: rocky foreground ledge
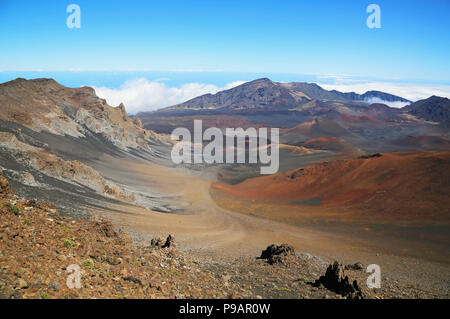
[[0, 174, 427, 299], [0, 174, 247, 299]]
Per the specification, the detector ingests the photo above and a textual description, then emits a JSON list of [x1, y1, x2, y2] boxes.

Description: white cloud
[[223, 81, 247, 90], [93, 78, 246, 114], [363, 97, 410, 108], [319, 81, 450, 106]]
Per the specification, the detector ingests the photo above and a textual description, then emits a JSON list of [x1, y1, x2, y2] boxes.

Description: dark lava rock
[[122, 276, 143, 286], [151, 235, 174, 248], [315, 261, 363, 299], [345, 262, 364, 270], [150, 237, 164, 247], [163, 234, 175, 248], [260, 244, 295, 265]]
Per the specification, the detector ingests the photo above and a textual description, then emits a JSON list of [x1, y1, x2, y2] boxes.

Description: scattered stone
[[122, 276, 143, 286], [16, 278, 28, 289], [25, 199, 37, 207], [49, 281, 61, 291]]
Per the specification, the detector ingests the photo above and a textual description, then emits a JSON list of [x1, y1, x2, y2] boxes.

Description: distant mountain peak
[[152, 77, 411, 113], [404, 95, 450, 126]]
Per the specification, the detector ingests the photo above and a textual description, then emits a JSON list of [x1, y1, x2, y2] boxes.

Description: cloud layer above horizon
[[94, 78, 246, 114]]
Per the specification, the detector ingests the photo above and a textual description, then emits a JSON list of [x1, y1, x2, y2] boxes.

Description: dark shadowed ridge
[[404, 95, 450, 127]]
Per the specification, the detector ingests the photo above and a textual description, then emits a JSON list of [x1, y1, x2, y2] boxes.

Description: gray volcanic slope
[[0, 78, 176, 217]]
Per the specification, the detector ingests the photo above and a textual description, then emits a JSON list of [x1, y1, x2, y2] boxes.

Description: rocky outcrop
[[260, 243, 296, 265], [0, 78, 166, 150], [314, 261, 364, 299], [163, 234, 175, 248], [150, 235, 175, 249], [93, 219, 118, 238], [345, 262, 364, 270], [0, 174, 11, 198]]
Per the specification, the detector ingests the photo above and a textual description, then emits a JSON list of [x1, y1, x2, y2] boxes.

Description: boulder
[[260, 243, 295, 265], [151, 237, 164, 247], [345, 262, 364, 270], [151, 235, 175, 249], [0, 174, 11, 198], [315, 261, 363, 299], [122, 276, 142, 286], [162, 234, 175, 248], [94, 220, 117, 237]]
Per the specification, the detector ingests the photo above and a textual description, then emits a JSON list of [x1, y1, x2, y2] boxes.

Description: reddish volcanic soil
[[212, 151, 450, 222], [392, 136, 450, 151], [303, 137, 360, 153]]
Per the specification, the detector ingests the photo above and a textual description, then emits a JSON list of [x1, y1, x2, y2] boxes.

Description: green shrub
[[62, 238, 74, 249], [40, 292, 50, 299], [81, 258, 95, 269], [1, 202, 20, 215]]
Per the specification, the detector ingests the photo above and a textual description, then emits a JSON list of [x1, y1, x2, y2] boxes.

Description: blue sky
[[1, 0, 449, 80], [1, 0, 449, 112]]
